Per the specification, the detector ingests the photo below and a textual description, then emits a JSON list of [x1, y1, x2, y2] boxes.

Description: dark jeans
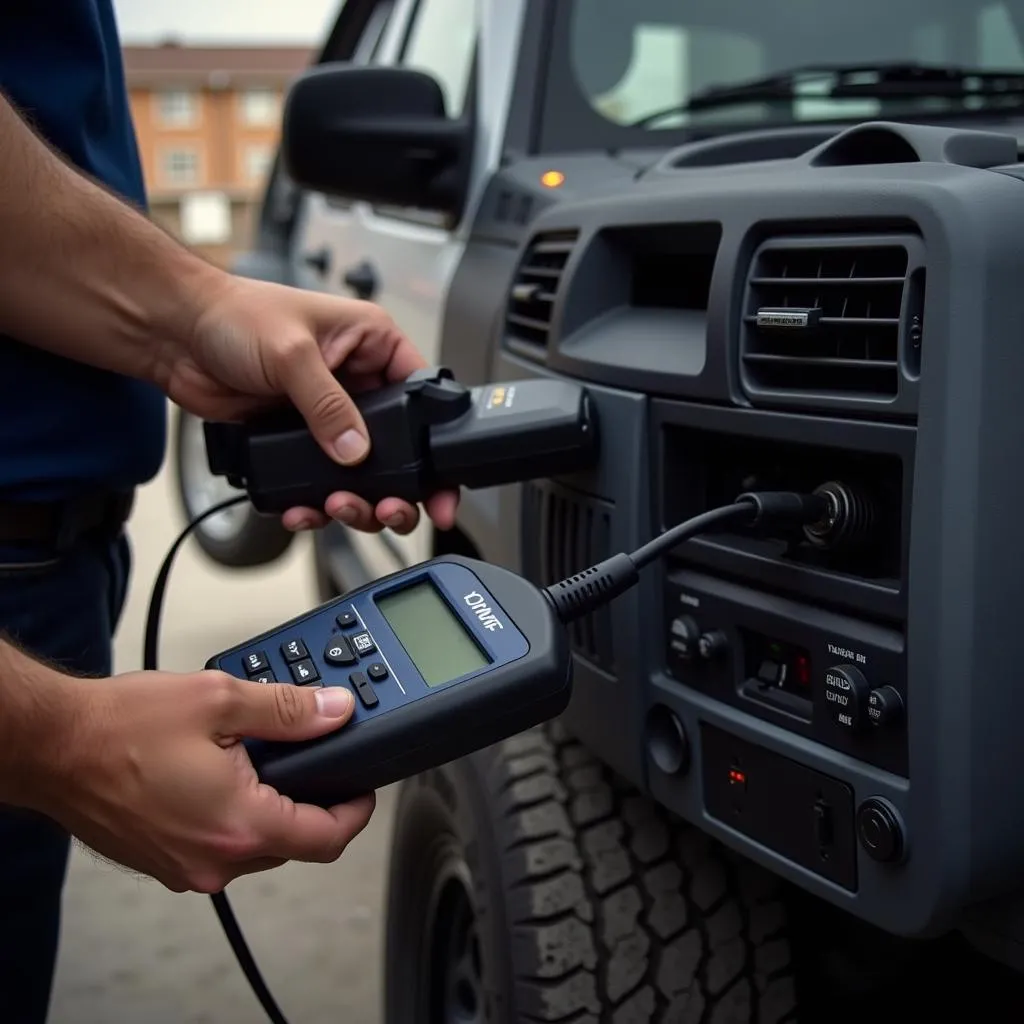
[[0, 530, 131, 1023]]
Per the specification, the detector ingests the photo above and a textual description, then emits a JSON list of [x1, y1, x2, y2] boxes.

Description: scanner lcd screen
[[377, 579, 489, 687]]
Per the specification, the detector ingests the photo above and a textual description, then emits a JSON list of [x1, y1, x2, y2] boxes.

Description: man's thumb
[[277, 340, 371, 466], [224, 679, 355, 742]]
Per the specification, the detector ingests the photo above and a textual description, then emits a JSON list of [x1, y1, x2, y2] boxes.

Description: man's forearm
[[0, 639, 74, 812], [0, 92, 226, 382]]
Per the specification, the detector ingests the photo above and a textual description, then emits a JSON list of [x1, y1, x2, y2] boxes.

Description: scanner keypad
[[281, 638, 308, 662], [350, 632, 376, 656], [244, 650, 270, 675], [238, 604, 391, 706], [324, 638, 357, 666], [350, 671, 379, 709], [289, 659, 320, 686]]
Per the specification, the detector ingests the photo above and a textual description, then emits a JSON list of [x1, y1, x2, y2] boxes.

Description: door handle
[[303, 247, 331, 275], [343, 260, 378, 300]]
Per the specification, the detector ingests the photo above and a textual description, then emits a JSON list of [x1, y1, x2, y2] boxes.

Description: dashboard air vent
[[504, 230, 578, 350], [741, 236, 917, 402], [521, 480, 614, 669]]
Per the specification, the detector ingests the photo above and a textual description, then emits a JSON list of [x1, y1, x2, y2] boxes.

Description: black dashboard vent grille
[[505, 230, 578, 350], [741, 236, 916, 403], [521, 480, 615, 669]]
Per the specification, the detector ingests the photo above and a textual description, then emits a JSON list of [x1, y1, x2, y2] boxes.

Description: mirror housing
[[281, 65, 472, 217]]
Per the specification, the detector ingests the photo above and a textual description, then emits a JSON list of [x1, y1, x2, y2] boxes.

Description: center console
[[473, 120, 1024, 940]]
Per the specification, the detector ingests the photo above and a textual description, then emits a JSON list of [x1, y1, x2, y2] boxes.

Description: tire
[[173, 406, 295, 568], [383, 720, 800, 1024]]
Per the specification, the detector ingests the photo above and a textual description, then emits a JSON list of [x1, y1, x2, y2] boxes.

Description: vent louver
[[741, 236, 919, 403], [504, 230, 578, 350], [521, 480, 615, 669]]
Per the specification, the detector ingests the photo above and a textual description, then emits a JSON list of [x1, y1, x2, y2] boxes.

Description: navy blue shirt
[[0, 2, 167, 502]]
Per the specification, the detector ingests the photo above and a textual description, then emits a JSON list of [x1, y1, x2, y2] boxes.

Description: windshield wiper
[[630, 61, 1024, 128]]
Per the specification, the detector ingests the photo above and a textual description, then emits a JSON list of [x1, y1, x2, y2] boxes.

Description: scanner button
[[251, 670, 276, 684], [281, 638, 308, 663], [336, 611, 357, 629], [324, 638, 357, 666], [290, 659, 320, 685], [367, 662, 388, 682], [350, 631, 376, 656], [350, 672, 379, 709], [244, 650, 270, 675]]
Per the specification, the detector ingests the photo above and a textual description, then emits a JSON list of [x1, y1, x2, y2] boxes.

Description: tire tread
[[495, 723, 800, 1024]]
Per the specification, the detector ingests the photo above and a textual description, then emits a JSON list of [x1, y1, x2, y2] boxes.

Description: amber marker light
[[540, 169, 565, 188]]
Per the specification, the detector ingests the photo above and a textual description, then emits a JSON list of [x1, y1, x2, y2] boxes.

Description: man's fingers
[[425, 489, 460, 531], [282, 506, 330, 531], [214, 677, 355, 742], [324, 492, 382, 533], [247, 790, 376, 865], [274, 335, 370, 466], [328, 791, 377, 836], [373, 497, 421, 535]]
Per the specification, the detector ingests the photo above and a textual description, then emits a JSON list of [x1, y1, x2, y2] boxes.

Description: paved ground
[[48, 463, 395, 1023]]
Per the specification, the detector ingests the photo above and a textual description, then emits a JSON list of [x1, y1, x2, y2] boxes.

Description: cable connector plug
[[735, 490, 831, 528], [544, 553, 638, 625]]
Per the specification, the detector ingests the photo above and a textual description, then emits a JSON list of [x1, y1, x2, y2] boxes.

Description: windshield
[[540, 0, 1024, 150]]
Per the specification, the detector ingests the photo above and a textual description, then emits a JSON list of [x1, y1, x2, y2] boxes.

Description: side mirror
[[281, 65, 472, 217]]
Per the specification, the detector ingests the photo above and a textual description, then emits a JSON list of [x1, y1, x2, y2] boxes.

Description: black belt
[[0, 490, 135, 550]]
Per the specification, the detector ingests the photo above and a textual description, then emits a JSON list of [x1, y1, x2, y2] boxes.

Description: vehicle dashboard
[[442, 119, 1024, 942]]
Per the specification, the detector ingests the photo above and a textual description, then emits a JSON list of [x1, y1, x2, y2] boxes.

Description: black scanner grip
[[203, 367, 598, 513]]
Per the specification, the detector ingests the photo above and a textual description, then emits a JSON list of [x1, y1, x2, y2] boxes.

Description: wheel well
[[431, 523, 481, 561]]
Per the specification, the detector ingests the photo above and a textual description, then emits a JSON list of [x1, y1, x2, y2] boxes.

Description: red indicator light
[[795, 655, 811, 688], [728, 769, 746, 785]]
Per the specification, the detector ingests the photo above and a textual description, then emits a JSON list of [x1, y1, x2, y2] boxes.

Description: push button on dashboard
[[857, 798, 904, 863]]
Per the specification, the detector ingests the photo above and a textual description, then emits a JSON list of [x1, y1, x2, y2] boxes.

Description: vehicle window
[[399, 0, 477, 116], [548, 0, 1024, 149]]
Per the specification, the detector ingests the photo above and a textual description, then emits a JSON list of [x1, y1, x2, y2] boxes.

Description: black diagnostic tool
[[156, 485, 829, 1024], [202, 366, 598, 514], [206, 554, 571, 808], [202, 491, 832, 810]]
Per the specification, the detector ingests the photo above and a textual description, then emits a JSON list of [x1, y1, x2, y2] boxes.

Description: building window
[[161, 148, 200, 186], [239, 88, 280, 127], [156, 89, 199, 128], [243, 143, 273, 184]]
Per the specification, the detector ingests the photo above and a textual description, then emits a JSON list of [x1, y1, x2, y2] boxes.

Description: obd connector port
[[802, 481, 877, 552]]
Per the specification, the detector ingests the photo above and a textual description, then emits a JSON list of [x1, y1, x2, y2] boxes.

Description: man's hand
[[157, 275, 459, 536], [0, 94, 456, 535], [34, 670, 374, 894]]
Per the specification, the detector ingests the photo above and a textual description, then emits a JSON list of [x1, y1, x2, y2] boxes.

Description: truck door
[[287, 0, 400, 298], [336, 0, 481, 568]]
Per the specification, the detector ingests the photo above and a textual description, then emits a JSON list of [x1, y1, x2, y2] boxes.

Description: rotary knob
[[669, 616, 700, 661], [823, 664, 870, 732], [698, 630, 729, 660]]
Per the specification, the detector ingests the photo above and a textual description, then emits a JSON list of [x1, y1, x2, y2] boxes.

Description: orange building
[[122, 42, 314, 265]]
